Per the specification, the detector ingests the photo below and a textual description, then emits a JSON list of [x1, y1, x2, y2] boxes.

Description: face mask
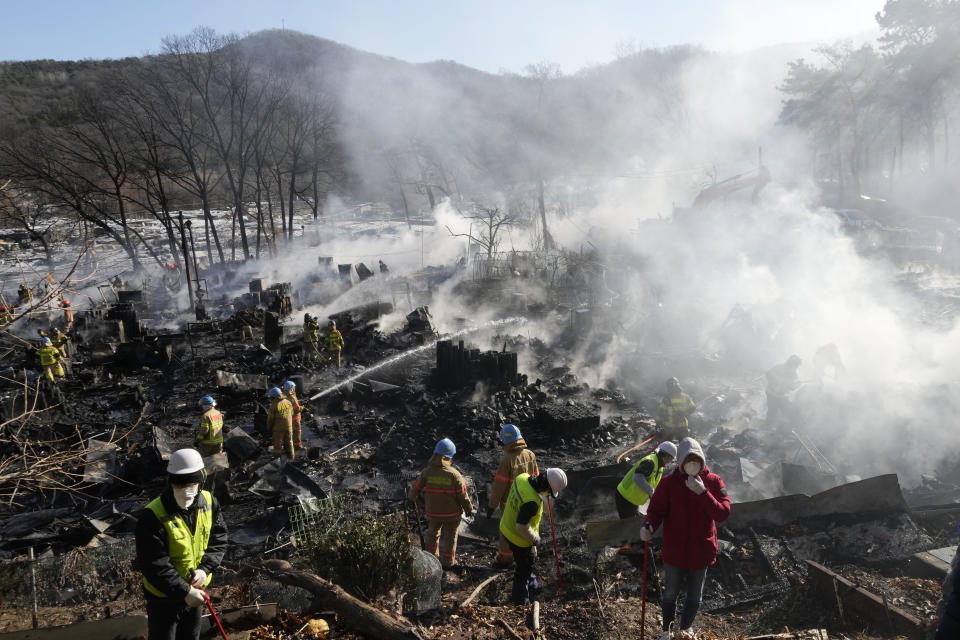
[[173, 484, 199, 509], [683, 461, 701, 476]]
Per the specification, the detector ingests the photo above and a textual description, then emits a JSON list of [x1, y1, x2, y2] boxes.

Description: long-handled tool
[[640, 540, 649, 640], [545, 496, 564, 590], [412, 502, 426, 549], [202, 591, 230, 640]]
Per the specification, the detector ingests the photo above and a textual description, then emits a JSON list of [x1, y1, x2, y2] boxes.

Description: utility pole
[[178, 211, 194, 313], [185, 220, 202, 301]]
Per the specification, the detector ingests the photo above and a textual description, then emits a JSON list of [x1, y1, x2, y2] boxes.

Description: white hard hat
[[167, 448, 204, 475], [656, 441, 678, 459], [545, 468, 567, 498]]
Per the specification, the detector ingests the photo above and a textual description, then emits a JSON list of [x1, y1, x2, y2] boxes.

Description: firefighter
[[35, 337, 61, 382], [408, 438, 473, 569], [656, 377, 696, 440], [195, 396, 224, 457], [379, 259, 389, 273], [302, 313, 320, 361], [266, 386, 294, 459], [60, 299, 74, 330], [0, 305, 12, 327], [282, 380, 304, 450], [135, 448, 228, 640], [766, 355, 802, 427], [486, 424, 539, 566], [17, 283, 33, 305], [499, 468, 568, 605], [615, 441, 677, 519], [325, 320, 344, 369], [50, 327, 71, 375]]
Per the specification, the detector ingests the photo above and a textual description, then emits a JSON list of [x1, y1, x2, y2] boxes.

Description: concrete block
[[905, 546, 956, 579]]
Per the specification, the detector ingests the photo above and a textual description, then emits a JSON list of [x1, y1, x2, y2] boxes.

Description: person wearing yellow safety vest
[[303, 313, 320, 361], [135, 448, 227, 640], [0, 305, 13, 327], [498, 468, 567, 605], [267, 386, 294, 459], [35, 337, 62, 382], [325, 320, 344, 369], [195, 396, 224, 457], [615, 441, 677, 519], [657, 377, 696, 440]]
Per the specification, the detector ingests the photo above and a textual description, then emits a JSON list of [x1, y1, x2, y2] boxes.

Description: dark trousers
[[146, 597, 203, 640], [614, 490, 640, 520], [661, 563, 707, 630], [507, 541, 539, 605]]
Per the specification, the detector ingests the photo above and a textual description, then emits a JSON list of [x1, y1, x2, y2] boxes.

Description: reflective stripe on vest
[[198, 410, 224, 445], [142, 491, 213, 597], [664, 396, 690, 429], [37, 347, 56, 366], [617, 452, 663, 506], [499, 473, 543, 548]]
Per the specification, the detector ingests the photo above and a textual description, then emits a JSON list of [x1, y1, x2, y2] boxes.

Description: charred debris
[[0, 245, 957, 639]]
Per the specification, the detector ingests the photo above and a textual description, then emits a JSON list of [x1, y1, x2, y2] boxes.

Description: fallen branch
[[460, 574, 499, 610], [257, 559, 424, 640], [496, 618, 524, 640]]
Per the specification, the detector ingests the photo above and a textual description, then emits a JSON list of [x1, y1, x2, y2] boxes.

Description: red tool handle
[[202, 591, 230, 640], [640, 540, 649, 640], [545, 495, 564, 590]]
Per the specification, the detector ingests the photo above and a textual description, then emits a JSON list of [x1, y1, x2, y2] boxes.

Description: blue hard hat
[[500, 424, 522, 444], [198, 395, 216, 408], [42, 337, 52, 344], [434, 438, 456, 457], [282, 380, 296, 392], [268, 387, 282, 398]]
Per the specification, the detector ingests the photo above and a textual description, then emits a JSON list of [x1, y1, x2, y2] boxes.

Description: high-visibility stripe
[[423, 487, 464, 495], [425, 510, 463, 519], [493, 473, 513, 483]]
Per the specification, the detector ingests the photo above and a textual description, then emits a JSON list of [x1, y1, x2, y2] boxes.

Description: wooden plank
[[805, 560, 922, 637]]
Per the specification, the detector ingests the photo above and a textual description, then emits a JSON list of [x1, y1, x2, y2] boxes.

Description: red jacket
[[643, 465, 731, 571]]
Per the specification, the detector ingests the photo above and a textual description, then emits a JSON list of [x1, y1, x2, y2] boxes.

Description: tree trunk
[[256, 560, 424, 640], [288, 158, 298, 241], [276, 174, 286, 241], [538, 178, 553, 251]]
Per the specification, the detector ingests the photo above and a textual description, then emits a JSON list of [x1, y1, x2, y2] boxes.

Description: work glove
[[685, 474, 706, 495], [530, 533, 541, 546], [189, 569, 207, 588], [639, 524, 653, 542], [184, 586, 206, 607]]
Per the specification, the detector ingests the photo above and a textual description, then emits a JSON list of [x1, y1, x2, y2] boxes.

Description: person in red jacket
[[640, 437, 730, 640]]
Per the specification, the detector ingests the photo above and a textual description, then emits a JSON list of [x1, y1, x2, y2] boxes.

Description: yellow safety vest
[[662, 395, 692, 430], [499, 473, 543, 548], [326, 329, 343, 351], [142, 491, 214, 597], [616, 452, 663, 506], [197, 410, 224, 446], [37, 347, 57, 366]]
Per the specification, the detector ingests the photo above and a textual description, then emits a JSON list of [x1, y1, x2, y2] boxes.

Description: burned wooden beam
[[804, 560, 923, 637]]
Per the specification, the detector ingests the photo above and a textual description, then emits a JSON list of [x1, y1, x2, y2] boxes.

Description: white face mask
[[683, 461, 702, 477], [173, 484, 199, 509]]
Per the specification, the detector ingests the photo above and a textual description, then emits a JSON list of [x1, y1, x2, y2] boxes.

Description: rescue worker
[[656, 377, 696, 440], [17, 283, 32, 305], [615, 441, 677, 519], [379, 259, 389, 273], [813, 342, 845, 382], [302, 313, 320, 361], [640, 437, 730, 640], [766, 354, 802, 426], [325, 320, 344, 369], [111, 275, 124, 290], [60, 299, 74, 330], [135, 448, 228, 640], [282, 380, 304, 450], [486, 424, 539, 566], [408, 438, 473, 569], [499, 468, 567, 605], [0, 305, 12, 327], [50, 327, 71, 375], [35, 336, 62, 382], [195, 396, 224, 457], [266, 386, 294, 459]]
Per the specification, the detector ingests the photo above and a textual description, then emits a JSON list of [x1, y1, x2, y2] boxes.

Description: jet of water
[[308, 316, 527, 401]]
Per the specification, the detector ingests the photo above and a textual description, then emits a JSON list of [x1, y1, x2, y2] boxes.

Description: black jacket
[[134, 488, 228, 599]]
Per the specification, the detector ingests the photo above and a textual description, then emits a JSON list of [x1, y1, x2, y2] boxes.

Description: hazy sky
[[1, 0, 882, 72]]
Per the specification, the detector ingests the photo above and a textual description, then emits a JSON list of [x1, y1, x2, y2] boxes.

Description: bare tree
[[445, 206, 515, 260]]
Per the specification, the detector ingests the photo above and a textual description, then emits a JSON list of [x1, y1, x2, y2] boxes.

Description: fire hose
[[545, 495, 564, 590], [640, 540, 649, 640], [616, 434, 657, 464]]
